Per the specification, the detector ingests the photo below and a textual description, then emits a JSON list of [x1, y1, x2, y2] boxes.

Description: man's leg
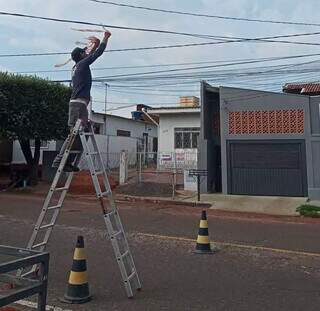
[[64, 102, 89, 171], [71, 102, 89, 152], [52, 131, 72, 168], [52, 102, 81, 170]]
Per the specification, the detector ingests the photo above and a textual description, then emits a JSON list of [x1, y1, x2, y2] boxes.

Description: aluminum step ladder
[[22, 119, 142, 298]]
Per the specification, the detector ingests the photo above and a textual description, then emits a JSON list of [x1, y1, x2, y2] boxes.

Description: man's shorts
[[68, 100, 88, 127]]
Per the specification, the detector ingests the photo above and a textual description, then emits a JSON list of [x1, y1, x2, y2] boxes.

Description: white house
[[147, 97, 200, 170], [88, 110, 157, 168]]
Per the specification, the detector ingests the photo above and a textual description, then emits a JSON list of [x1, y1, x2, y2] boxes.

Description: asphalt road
[[1, 192, 320, 311]]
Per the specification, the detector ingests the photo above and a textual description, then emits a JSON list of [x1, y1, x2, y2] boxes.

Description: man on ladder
[[24, 28, 142, 300], [52, 30, 111, 172]]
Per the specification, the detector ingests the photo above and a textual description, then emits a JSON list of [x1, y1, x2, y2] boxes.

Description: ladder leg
[[79, 125, 142, 297], [20, 121, 82, 277]]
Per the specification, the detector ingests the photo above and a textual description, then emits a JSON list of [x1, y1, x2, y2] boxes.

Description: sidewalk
[[116, 191, 309, 217], [198, 193, 308, 216]]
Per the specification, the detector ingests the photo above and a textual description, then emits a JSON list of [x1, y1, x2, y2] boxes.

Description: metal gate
[[227, 140, 307, 197]]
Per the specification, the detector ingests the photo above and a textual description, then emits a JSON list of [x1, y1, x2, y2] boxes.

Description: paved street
[[1, 192, 320, 310]]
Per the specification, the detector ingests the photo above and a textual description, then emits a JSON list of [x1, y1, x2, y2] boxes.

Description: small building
[[199, 82, 320, 199], [89, 109, 158, 156], [147, 97, 200, 169]]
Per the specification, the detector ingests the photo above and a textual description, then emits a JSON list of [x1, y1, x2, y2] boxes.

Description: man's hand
[[103, 31, 111, 43]]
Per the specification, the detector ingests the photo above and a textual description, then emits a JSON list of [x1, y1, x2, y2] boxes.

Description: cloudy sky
[[1, 0, 320, 117]]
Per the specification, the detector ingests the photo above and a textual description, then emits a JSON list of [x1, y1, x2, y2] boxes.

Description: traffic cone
[[195, 210, 216, 254], [61, 236, 91, 304]]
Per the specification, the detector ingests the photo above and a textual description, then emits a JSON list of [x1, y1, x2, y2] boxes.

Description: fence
[[78, 151, 198, 199], [78, 150, 199, 198]]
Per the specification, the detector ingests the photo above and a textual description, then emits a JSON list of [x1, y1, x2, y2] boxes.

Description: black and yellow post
[[61, 236, 92, 304], [195, 210, 216, 254]]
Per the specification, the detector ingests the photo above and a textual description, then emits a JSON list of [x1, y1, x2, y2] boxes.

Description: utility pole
[[104, 83, 108, 135], [104, 83, 109, 168]]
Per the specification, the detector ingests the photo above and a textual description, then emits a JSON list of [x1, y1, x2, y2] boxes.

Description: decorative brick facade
[[228, 109, 304, 135]]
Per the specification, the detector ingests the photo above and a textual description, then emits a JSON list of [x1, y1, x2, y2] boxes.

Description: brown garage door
[[227, 140, 307, 197]]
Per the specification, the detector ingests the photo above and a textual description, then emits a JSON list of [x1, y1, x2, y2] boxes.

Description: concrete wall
[[158, 113, 200, 153], [308, 96, 320, 199]]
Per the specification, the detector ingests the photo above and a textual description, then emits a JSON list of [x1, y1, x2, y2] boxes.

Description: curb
[[115, 194, 212, 208]]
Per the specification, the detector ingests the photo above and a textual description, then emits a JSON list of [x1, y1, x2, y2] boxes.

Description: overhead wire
[[93, 56, 320, 80], [1, 11, 318, 98], [0, 11, 230, 40], [92, 63, 320, 84], [2, 11, 320, 59], [3, 32, 320, 59], [88, 0, 320, 28], [13, 52, 320, 74]]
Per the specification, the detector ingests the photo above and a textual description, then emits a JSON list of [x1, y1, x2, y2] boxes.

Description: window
[[30, 140, 48, 148], [117, 129, 131, 137], [93, 124, 101, 134], [192, 132, 200, 148], [174, 128, 200, 149]]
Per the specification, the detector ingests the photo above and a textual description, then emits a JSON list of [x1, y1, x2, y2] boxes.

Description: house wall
[[218, 86, 316, 197], [91, 113, 157, 153], [158, 113, 200, 153]]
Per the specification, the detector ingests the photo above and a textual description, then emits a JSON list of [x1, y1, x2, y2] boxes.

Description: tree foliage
[[0, 72, 71, 185], [0, 72, 71, 140]]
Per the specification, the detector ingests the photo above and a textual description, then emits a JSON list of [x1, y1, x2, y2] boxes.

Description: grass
[[296, 205, 320, 218]]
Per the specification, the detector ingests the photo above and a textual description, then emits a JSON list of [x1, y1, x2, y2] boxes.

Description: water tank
[[131, 111, 143, 120]]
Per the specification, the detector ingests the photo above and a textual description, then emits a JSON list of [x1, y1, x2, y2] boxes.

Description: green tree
[[0, 72, 71, 185]]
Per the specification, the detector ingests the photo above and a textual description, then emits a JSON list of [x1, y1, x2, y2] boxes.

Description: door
[[227, 140, 307, 196]]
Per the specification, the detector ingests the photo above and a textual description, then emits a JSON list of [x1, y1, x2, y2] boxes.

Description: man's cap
[[71, 47, 86, 62]]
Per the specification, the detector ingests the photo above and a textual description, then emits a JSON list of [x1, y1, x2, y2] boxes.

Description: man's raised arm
[[81, 31, 111, 66]]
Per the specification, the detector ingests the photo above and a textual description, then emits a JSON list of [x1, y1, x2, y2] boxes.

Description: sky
[[1, 0, 320, 117]]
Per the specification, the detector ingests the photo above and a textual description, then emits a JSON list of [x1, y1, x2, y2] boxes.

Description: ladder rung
[[99, 190, 110, 197], [94, 170, 104, 175], [127, 270, 136, 281], [111, 230, 123, 238], [120, 250, 129, 259], [39, 223, 55, 230], [105, 210, 117, 217], [88, 152, 98, 155], [21, 270, 35, 278], [47, 205, 61, 210], [54, 187, 69, 192], [32, 241, 47, 249]]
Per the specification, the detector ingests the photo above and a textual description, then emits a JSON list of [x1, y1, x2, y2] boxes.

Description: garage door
[[227, 140, 307, 197]]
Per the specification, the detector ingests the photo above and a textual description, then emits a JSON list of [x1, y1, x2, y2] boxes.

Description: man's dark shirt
[[71, 42, 106, 101]]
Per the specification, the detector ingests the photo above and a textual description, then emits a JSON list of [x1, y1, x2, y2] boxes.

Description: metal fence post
[[138, 152, 142, 183], [173, 152, 177, 198]]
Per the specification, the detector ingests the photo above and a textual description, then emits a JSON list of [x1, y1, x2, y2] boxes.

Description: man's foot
[[63, 164, 80, 172]]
